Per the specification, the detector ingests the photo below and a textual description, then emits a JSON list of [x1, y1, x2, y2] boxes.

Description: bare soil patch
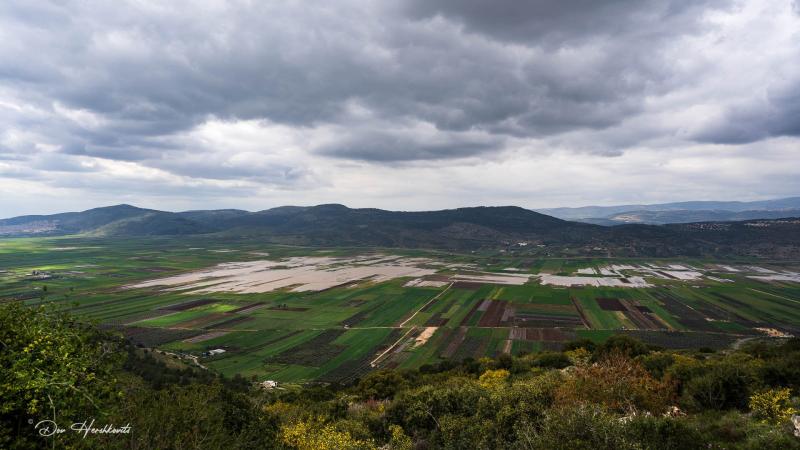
[[414, 327, 438, 347], [183, 331, 230, 343], [596, 297, 626, 311], [452, 281, 484, 290], [441, 327, 467, 359], [478, 300, 511, 327]]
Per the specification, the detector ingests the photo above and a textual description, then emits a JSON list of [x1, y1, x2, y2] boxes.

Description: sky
[[1, 0, 799, 216]]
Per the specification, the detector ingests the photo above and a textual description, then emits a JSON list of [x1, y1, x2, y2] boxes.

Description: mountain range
[[1, 203, 799, 258], [537, 196, 800, 225]]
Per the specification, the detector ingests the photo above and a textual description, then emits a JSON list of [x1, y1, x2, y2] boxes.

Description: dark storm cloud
[[316, 129, 503, 162], [1, 0, 799, 216], [695, 82, 800, 144], [0, 0, 743, 172], [402, 0, 732, 45]]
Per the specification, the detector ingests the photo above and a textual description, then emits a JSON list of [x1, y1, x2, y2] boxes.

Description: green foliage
[[525, 405, 635, 450], [280, 417, 375, 450], [562, 338, 597, 352], [0, 302, 123, 448], [530, 351, 571, 369], [555, 353, 674, 414], [595, 334, 650, 359], [682, 358, 760, 410], [564, 347, 592, 367], [357, 370, 409, 400], [478, 368, 510, 389], [104, 380, 280, 449], [624, 415, 705, 450], [638, 351, 676, 379], [387, 424, 413, 450], [6, 302, 800, 449], [749, 388, 796, 424]]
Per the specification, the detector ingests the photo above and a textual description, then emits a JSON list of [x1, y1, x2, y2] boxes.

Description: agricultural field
[[2, 235, 800, 383]]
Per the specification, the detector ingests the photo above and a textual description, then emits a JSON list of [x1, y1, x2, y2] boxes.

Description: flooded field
[[450, 272, 531, 285], [539, 274, 650, 288], [128, 255, 439, 293], [750, 272, 800, 283]]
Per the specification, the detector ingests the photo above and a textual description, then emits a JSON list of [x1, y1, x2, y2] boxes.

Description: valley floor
[[2, 235, 799, 383]]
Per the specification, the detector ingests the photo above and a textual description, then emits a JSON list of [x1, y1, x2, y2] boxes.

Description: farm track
[[370, 326, 417, 367], [570, 297, 592, 328], [398, 282, 454, 328], [370, 282, 457, 366]]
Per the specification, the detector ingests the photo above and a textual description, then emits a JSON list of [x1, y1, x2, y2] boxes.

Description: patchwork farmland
[[2, 235, 800, 383]]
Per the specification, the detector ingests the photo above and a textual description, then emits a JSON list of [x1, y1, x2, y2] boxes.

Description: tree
[[357, 370, 408, 400], [596, 335, 650, 359], [683, 361, 758, 410]]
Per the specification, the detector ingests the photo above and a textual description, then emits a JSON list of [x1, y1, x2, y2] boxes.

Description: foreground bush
[[4, 302, 800, 449], [555, 353, 674, 414]]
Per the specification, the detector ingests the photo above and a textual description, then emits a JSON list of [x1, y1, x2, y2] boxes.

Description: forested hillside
[[2, 204, 800, 258]]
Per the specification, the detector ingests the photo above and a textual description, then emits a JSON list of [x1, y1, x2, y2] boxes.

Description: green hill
[[1, 204, 799, 258]]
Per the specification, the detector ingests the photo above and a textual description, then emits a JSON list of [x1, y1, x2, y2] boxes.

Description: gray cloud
[[695, 81, 800, 144], [0, 0, 739, 164], [402, 0, 731, 45], [316, 129, 504, 162], [0, 0, 798, 215]]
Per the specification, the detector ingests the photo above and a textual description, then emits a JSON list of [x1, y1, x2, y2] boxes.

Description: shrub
[[555, 353, 674, 414], [638, 352, 675, 379], [357, 370, 408, 400], [748, 388, 796, 424], [683, 362, 757, 410], [564, 348, 592, 367], [596, 335, 650, 359], [562, 338, 597, 352], [525, 404, 636, 450], [532, 351, 571, 369], [478, 369, 510, 389], [387, 425, 413, 450], [0, 303, 124, 448], [280, 417, 375, 450], [624, 415, 705, 450]]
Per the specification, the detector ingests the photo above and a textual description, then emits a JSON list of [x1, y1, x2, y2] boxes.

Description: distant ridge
[[537, 196, 800, 224], [1, 203, 799, 258]]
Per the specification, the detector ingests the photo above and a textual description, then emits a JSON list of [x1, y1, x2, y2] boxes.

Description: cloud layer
[[1, 0, 799, 215]]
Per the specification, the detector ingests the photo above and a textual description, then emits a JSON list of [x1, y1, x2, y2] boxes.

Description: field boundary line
[[370, 326, 417, 367], [370, 282, 453, 367], [748, 288, 800, 305], [398, 282, 454, 328], [570, 296, 591, 329]]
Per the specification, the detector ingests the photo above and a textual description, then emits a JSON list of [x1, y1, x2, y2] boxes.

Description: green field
[[2, 236, 799, 382]]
